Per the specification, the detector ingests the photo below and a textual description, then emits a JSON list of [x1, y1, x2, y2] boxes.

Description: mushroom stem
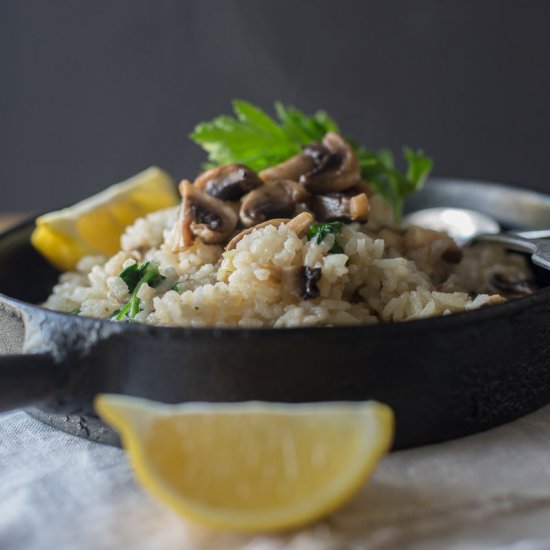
[[309, 191, 369, 223], [349, 193, 369, 222], [171, 180, 196, 251], [286, 212, 314, 238]]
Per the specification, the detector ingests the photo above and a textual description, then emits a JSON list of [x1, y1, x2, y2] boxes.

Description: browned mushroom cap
[[194, 164, 263, 200], [300, 132, 360, 194], [282, 266, 322, 299], [172, 180, 238, 250], [225, 219, 289, 251], [309, 191, 369, 223], [239, 180, 310, 227], [259, 154, 316, 183], [225, 212, 314, 250], [260, 133, 360, 194]]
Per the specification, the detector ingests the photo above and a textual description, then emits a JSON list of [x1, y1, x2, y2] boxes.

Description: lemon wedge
[[95, 395, 394, 532], [31, 167, 179, 271]]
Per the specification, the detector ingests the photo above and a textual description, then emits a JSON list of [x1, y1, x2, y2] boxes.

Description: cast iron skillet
[[2, 178, 550, 450]]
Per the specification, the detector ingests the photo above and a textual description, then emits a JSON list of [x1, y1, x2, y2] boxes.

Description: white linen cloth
[[2, 405, 550, 550]]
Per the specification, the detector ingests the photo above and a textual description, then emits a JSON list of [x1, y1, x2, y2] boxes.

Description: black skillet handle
[[0, 352, 61, 411]]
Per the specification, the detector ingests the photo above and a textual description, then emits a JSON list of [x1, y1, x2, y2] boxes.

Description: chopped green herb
[[329, 241, 344, 254], [112, 261, 165, 322], [119, 261, 165, 292], [171, 282, 182, 293], [307, 221, 345, 254], [109, 308, 122, 319], [307, 221, 344, 245], [119, 262, 143, 292], [190, 101, 433, 221]]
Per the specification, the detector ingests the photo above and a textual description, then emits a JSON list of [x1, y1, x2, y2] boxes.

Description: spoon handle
[[475, 233, 550, 271], [516, 229, 550, 240]]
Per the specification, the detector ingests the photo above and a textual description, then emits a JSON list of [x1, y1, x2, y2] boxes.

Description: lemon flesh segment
[[31, 167, 178, 271], [95, 395, 394, 533]]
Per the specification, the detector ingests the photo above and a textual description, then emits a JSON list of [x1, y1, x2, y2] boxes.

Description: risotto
[[44, 133, 534, 327]]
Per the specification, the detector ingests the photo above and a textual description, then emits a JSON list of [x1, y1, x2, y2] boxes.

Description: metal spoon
[[403, 207, 550, 270]]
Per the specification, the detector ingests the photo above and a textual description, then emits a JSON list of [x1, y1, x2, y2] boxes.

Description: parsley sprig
[[191, 100, 337, 172], [190, 100, 432, 221], [111, 261, 165, 322]]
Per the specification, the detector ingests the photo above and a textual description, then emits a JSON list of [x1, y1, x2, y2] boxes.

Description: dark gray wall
[[1, 1, 549, 211]]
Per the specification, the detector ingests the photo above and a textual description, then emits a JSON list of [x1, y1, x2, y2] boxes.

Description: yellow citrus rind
[[95, 395, 394, 533], [31, 167, 178, 271]]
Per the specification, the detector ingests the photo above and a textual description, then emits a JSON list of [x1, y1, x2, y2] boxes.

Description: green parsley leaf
[[113, 261, 165, 322], [356, 146, 433, 221], [119, 262, 147, 292], [190, 100, 338, 173], [307, 222, 345, 254], [171, 281, 182, 293], [190, 101, 433, 221], [404, 147, 433, 194], [329, 241, 344, 254], [275, 102, 339, 145], [307, 221, 344, 248]]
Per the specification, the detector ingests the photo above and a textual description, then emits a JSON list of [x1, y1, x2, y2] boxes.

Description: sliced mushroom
[[194, 164, 263, 200], [225, 219, 290, 250], [489, 273, 537, 298], [239, 180, 310, 227], [300, 132, 360, 193], [260, 133, 360, 194], [285, 212, 314, 238], [225, 212, 313, 250], [172, 180, 238, 251], [403, 225, 463, 265], [282, 266, 322, 299], [350, 194, 369, 222], [259, 155, 316, 183], [309, 191, 369, 222], [441, 243, 463, 263], [378, 226, 405, 250]]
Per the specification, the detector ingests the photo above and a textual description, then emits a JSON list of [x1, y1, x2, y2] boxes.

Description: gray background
[[1, 0, 549, 211]]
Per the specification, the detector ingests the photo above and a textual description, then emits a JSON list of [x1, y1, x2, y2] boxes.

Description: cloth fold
[[2, 405, 550, 550]]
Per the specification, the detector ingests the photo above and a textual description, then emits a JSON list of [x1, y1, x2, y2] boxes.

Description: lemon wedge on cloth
[[31, 167, 179, 271], [95, 395, 394, 532]]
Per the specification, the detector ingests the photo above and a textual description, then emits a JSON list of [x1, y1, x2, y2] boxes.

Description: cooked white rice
[[44, 194, 532, 328]]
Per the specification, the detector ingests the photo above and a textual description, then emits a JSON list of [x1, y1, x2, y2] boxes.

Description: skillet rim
[[1, 285, 550, 339], [2, 176, 550, 337]]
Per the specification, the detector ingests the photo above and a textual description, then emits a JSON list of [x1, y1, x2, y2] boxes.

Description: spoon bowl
[[403, 206, 550, 272], [403, 207, 500, 245]]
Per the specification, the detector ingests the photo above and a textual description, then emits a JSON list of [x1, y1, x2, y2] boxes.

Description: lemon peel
[[95, 395, 393, 533], [31, 167, 178, 271]]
